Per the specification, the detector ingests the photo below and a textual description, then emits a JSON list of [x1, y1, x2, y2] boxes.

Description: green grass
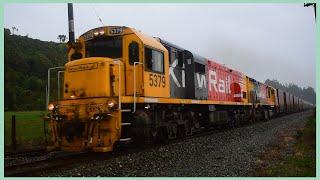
[[4, 111, 48, 149], [266, 116, 316, 177]]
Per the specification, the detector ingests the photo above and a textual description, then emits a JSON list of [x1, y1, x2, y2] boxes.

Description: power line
[[93, 8, 104, 26]]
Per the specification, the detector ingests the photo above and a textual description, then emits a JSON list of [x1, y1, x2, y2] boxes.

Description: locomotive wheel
[[236, 112, 241, 127], [132, 110, 151, 146], [251, 109, 256, 124], [263, 109, 269, 121], [168, 123, 178, 139], [266, 110, 270, 120], [177, 125, 186, 139], [229, 119, 235, 129], [156, 127, 169, 144]]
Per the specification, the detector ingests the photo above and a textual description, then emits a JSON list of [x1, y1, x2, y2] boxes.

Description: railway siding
[[28, 111, 313, 177]]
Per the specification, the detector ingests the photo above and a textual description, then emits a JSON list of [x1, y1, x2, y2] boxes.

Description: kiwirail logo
[[208, 70, 232, 94]]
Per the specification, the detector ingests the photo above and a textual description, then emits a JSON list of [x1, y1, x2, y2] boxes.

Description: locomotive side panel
[[207, 60, 228, 101], [258, 83, 268, 105], [184, 50, 196, 99], [161, 43, 189, 99], [207, 60, 243, 102], [267, 87, 276, 106], [231, 70, 247, 103], [133, 30, 171, 98], [193, 55, 208, 100], [248, 78, 259, 104]]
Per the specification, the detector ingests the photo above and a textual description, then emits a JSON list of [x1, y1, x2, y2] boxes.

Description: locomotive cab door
[[143, 46, 170, 98], [124, 36, 144, 96]]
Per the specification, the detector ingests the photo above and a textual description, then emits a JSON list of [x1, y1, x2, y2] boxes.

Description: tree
[[57, 34, 67, 43], [11, 26, 18, 35], [5, 28, 67, 110]]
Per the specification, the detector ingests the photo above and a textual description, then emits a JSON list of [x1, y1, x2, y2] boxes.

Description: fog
[[4, 3, 316, 89]]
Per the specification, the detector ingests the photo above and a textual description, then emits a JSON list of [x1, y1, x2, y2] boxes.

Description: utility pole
[[304, 3, 316, 20]]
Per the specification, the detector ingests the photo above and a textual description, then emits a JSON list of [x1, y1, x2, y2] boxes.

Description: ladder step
[[121, 109, 131, 112], [119, 138, 131, 142], [121, 123, 131, 126]]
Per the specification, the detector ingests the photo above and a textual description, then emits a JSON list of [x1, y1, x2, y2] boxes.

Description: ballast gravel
[[38, 111, 312, 177]]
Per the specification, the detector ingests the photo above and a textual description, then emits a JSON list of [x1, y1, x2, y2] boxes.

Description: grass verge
[[252, 113, 315, 177], [4, 111, 48, 151]]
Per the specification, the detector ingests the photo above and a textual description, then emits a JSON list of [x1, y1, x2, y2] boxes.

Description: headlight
[[70, 92, 76, 99], [99, 30, 105, 35], [107, 100, 115, 108], [48, 103, 55, 111]]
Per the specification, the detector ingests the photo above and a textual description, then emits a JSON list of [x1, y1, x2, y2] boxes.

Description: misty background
[[4, 3, 316, 89]]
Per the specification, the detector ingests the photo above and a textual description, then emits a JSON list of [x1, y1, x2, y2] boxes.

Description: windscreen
[[85, 36, 122, 58]]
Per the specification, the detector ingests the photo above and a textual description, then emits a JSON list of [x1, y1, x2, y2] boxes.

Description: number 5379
[[149, 73, 165, 88]]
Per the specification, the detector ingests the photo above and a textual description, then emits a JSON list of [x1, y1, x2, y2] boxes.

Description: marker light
[[94, 31, 99, 36], [48, 104, 55, 111], [107, 100, 115, 108], [145, 104, 151, 109]]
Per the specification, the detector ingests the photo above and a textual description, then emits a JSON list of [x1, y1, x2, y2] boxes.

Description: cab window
[[145, 47, 164, 74], [85, 36, 122, 58]]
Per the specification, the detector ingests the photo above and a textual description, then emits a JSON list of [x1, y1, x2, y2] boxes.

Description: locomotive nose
[[63, 57, 119, 99]]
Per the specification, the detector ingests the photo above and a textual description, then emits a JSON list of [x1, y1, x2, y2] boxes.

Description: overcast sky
[[4, 3, 316, 89]]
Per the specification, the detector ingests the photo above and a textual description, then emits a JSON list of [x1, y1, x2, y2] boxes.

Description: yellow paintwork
[[241, 75, 248, 104], [64, 57, 123, 98], [266, 86, 276, 106], [124, 29, 170, 97], [246, 76, 254, 104], [245, 76, 276, 106]]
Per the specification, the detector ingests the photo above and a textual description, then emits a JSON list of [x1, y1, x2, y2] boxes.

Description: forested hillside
[[5, 28, 67, 110], [265, 79, 316, 105]]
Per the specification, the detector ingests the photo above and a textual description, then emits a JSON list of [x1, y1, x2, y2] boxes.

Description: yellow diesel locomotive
[[44, 4, 311, 152]]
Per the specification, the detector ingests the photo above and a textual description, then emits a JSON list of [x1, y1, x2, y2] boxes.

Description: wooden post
[[43, 118, 47, 146], [11, 115, 17, 150]]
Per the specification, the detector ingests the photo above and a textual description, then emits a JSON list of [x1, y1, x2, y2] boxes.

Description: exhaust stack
[[68, 3, 75, 43]]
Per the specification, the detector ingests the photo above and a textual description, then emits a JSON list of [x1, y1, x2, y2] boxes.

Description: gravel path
[[36, 111, 312, 177]]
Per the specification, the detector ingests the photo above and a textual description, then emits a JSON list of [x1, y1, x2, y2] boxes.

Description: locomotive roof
[[156, 38, 186, 51], [192, 54, 206, 64], [79, 26, 167, 52]]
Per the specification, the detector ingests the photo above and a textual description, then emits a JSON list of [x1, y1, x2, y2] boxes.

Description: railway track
[[4, 112, 307, 177], [5, 148, 47, 157], [5, 150, 90, 176]]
